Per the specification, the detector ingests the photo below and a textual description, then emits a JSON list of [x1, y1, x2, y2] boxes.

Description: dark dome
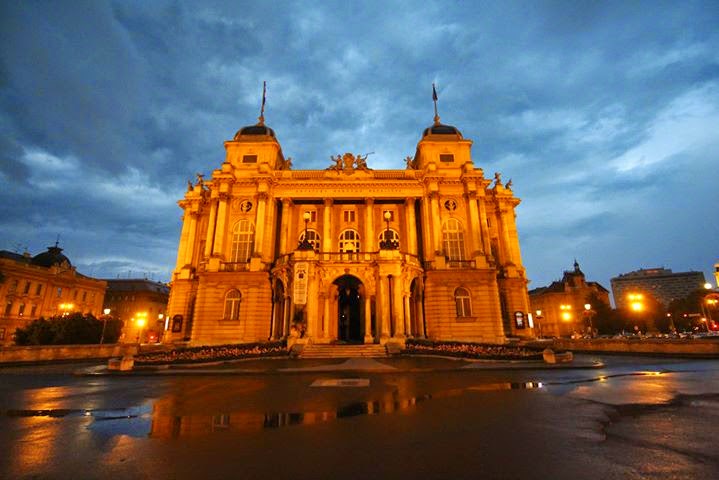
[[422, 123, 463, 137], [233, 124, 276, 140], [31, 246, 71, 268]]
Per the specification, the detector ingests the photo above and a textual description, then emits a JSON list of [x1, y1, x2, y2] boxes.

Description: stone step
[[299, 344, 388, 358]]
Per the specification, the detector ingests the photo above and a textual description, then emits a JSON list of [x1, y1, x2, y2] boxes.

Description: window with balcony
[[339, 229, 361, 259], [231, 220, 255, 262], [298, 229, 321, 251]]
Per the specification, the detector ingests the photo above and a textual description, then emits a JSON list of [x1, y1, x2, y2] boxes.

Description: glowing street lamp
[[58, 303, 74, 317], [100, 308, 111, 345], [584, 303, 595, 337], [380, 211, 399, 250], [627, 293, 644, 312], [559, 304, 572, 321], [704, 282, 713, 290], [135, 312, 148, 343]]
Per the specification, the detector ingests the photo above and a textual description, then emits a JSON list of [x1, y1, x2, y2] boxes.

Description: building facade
[[528, 261, 610, 337], [165, 114, 531, 346], [611, 268, 706, 309], [103, 279, 170, 343], [0, 246, 106, 345]]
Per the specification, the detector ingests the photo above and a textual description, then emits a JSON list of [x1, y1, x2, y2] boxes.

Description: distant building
[[528, 261, 610, 337], [611, 267, 706, 309], [102, 279, 169, 343], [0, 246, 106, 345], [714, 262, 718, 289]]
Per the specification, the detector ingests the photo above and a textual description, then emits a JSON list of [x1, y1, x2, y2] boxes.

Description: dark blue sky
[[1, 0, 717, 291]]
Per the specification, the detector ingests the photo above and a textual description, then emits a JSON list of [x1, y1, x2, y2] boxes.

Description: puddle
[[2, 381, 544, 439]]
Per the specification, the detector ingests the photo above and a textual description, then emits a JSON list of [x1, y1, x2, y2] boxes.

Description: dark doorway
[[334, 275, 363, 343]]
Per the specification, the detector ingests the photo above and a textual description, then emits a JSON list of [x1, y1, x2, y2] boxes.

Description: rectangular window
[[82, 291, 87, 301], [440, 154, 454, 163], [30, 304, 38, 317], [4, 302, 12, 316], [307, 210, 317, 222], [0, 328, 5, 340], [9, 280, 18, 293], [57, 287, 62, 298], [36, 284, 43, 295], [73, 290, 78, 300], [343, 210, 356, 222], [18, 303, 25, 316], [23, 282, 31, 294], [242, 154, 258, 163]]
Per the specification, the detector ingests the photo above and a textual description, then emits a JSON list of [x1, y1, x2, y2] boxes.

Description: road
[[1, 355, 718, 479]]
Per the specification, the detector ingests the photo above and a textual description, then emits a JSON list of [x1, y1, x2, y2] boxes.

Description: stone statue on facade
[[327, 153, 371, 172], [405, 156, 417, 169], [504, 179, 513, 190]]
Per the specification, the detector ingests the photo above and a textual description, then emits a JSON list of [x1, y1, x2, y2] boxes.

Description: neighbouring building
[[611, 267, 706, 309], [0, 245, 106, 345], [528, 261, 610, 337], [165, 106, 531, 346], [102, 279, 170, 343]]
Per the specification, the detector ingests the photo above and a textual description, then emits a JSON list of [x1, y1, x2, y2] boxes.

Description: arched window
[[339, 229, 360, 260], [224, 290, 242, 320], [231, 220, 255, 262], [377, 229, 400, 249], [455, 287, 472, 317], [442, 218, 466, 262], [298, 229, 321, 252]]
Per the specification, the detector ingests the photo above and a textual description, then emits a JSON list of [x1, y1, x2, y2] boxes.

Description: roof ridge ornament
[[432, 83, 440, 125], [258, 81, 267, 126]]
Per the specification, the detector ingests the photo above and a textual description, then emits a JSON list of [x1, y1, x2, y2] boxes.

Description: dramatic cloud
[[1, 0, 717, 291]]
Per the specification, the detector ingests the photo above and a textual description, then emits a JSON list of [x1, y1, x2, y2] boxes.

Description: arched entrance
[[333, 274, 363, 343]]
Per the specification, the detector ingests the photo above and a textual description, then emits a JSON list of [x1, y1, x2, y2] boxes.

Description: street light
[[297, 211, 314, 250], [100, 308, 111, 345], [584, 303, 595, 338], [535, 309, 543, 338], [627, 293, 644, 312], [704, 282, 713, 290], [59, 303, 74, 317], [135, 312, 148, 343], [380, 211, 398, 250]]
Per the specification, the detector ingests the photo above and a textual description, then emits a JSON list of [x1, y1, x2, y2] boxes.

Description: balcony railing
[[219, 261, 249, 272]]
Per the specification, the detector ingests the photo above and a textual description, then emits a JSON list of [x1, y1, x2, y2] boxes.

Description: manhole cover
[[311, 378, 370, 387]]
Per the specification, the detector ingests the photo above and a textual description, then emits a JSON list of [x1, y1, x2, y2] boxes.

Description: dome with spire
[[233, 123, 276, 140], [31, 246, 72, 268], [422, 122, 463, 138]]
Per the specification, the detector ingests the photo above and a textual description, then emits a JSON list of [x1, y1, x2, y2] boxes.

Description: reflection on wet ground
[[2, 381, 545, 439]]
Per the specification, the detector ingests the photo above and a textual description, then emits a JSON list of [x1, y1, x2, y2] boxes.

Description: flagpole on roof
[[432, 83, 440, 125], [258, 81, 266, 125]]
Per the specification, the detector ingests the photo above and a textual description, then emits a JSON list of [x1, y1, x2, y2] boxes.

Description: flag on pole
[[432, 83, 438, 101], [262, 81, 266, 110]]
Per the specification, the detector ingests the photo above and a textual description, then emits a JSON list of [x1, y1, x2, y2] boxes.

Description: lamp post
[[584, 303, 595, 338], [100, 308, 111, 345], [559, 304, 572, 337], [535, 309, 543, 338], [297, 211, 314, 250], [379, 211, 398, 250], [135, 312, 148, 343], [627, 293, 645, 335]]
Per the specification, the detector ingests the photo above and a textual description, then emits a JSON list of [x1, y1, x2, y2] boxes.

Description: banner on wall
[[293, 262, 308, 305]]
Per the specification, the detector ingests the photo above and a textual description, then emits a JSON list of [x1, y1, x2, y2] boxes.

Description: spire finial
[[55, 234, 60, 248], [574, 258, 580, 271], [258, 81, 267, 125], [432, 83, 440, 125]]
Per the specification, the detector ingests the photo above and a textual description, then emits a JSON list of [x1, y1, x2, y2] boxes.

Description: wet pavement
[[1, 354, 718, 479]]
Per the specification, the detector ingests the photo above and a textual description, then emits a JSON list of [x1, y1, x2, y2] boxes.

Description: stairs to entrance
[[299, 343, 388, 359]]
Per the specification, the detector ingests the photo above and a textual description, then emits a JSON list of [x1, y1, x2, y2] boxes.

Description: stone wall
[[554, 338, 719, 356], [0, 343, 138, 364]]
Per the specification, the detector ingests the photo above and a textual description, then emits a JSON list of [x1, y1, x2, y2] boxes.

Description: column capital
[[404, 197, 416, 206], [256, 192, 269, 201], [281, 197, 293, 207], [218, 192, 231, 201], [324, 198, 334, 207], [365, 198, 374, 206]]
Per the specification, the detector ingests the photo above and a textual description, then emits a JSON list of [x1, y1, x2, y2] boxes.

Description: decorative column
[[279, 198, 291, 255], [429, 192, 441, 255], [420, 198, 434, 259], [254, 192, 268, 256], [379, 276, 391, 339], [364, 296, 373, 343], [498, 207, 513, 264], [405, 198, 417, 255], [180, 210, 199, 267], [466, 192, 483, 255], [282, 294, 292, 337], [212, 192, 230, 257], [203, 198, 218, 257], [392, 276, 405, 338], [478, 197, 492, 255], [322, 293, 330, 339], [364, 199, 374, 254], [403, 293, 412, 337], [322, 199, 332, 256]]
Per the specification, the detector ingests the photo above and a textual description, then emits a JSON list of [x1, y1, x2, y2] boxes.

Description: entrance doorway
[[334, 275, 363, 342]]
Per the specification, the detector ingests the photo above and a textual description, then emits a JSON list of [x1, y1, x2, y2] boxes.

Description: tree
[[14, 313, 123, 345], [585, 293, 624, 334]]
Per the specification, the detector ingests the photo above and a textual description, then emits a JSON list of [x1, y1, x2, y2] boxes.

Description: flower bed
[[134, 341, 288, 365], [403, 339, 542, 360]]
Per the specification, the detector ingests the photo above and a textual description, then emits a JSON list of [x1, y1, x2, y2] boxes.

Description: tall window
[[23, 282, 31, 294], [4, 302, 12, 316], [224, 290, 242, 320], [343, 210, 356, 222], [298, 229, 321, 251], [455, 287, 472, 317], [231, 220, 255, 262], [339, 229, 361, 253], [18, 303, 25, 316], [36, 284, 43, 295], [442, 218, 466, 262]]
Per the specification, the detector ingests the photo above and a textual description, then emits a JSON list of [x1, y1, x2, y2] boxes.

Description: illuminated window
[[343, 210, 356, 222], [377, 229, 400, 248], [339, 229, 361, 253], [224, 290, 242, 320], [242, 155, 257, 163], [455, 288, 472, 317], [298, 229, 321, 251], [231, 220, 255, 262], [442, 218, 466, 262]]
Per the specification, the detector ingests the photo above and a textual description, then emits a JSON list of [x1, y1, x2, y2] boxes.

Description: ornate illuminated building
[[165, 102, 532, 346], [0, 245, 106, 345]]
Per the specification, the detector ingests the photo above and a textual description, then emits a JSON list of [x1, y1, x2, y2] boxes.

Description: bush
[[14, 313, 123, 345], [135, 341, 288, 365], [404, 338, 542, 360]]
